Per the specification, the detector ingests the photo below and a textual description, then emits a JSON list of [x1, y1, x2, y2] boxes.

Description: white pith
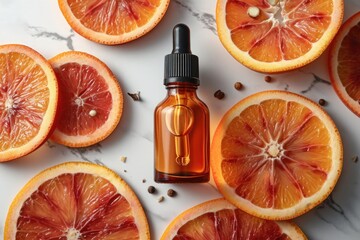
[[66, 228, 81, 240]]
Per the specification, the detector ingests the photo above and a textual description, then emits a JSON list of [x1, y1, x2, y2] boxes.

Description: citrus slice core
[[216, 0, 344, 72], [211, 91, 343, 220], [161, 199, 307, 240], [0, 44, 58, 162], [5, 162, 150, 239]]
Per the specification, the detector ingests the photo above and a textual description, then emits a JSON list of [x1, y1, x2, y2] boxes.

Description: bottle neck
[[166, 83, 198, 97]]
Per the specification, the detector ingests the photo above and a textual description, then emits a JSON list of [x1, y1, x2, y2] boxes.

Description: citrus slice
[[161, 198, 307, 240], [0, 44, 58, 162], [49, 51, 123, 147], [58, 0, 170, 45], [211, 90, 343, 220], [216, 0, 344, 73], [329, 11, 360, 117], [5, 162, 150, 239]]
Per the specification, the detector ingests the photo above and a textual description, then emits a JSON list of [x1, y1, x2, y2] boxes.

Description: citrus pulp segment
[[0, 44, 58, 162], [58, 0, 170, 45], [211, 91, 343, 220], [4, 162, 150, 240], [216, 0, 344, 73], [161, 198, 307, 240], [329, 11, 360, 117], [49, 51, 123, 147]]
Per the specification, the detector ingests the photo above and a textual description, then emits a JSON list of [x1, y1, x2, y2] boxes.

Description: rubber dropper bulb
[[172, 24, 192, 54]]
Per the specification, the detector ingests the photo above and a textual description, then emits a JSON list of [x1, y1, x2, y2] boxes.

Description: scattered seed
[[268, 0, 278, 6], [123, 169, 127, 173], [89, 109, 97, 117], [120, 156, 127, 163], [142, 179, 146, 183], [234, 82, 243, 90], [247, 6, 260, 18], [128, 91, 141, 101], [352, 156, 358, 163], [158, 196, 164, 203], [264, 76, 272, 83], [148, 186, 156, 194], [214, 90, 225, 100], [167, 189, 177, 197], [318, 99, 327, 106]]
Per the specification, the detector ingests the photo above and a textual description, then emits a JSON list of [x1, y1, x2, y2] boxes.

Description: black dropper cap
[[164, 24, 199, 86]]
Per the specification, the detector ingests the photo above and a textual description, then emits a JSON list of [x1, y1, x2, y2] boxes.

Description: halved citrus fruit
[[49, 51, 123, 147], [161, 198, 307, 240], [216, 0, 344, 73], [329, 11, 360, 117], [0, 44, 58, 162], [5, 162, 150, 239], [211, 90, 343, 220], [58, 0, 170, 45]]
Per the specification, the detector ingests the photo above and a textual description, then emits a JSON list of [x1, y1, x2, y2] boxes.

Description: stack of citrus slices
[[0, 45, 123, 162], [4, 162, 150, 239], [216, 0, 344, 72]]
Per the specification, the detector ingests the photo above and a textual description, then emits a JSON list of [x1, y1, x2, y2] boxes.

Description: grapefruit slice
[[211, 91, 343, 220], [49, 51, 123, 147], [5, 162, 150, 239], [58, 0, 170, 45], [216, 0, 344, 73], [329, 11, 360, 117], [0, 44, 58, 162], [161, 198, 307, 240]]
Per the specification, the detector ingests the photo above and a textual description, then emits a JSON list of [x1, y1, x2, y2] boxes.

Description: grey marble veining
[[28, 26, 75, 50], [174, 0, 217, 35], [67, 144, 106, 166], [300, 72, 332, 94]]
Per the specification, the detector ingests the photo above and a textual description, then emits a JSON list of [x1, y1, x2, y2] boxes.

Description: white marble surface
[[0, 0, 360, 239]]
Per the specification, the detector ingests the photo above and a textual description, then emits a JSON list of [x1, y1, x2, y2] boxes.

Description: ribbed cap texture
[[164, 53, 199, 85]]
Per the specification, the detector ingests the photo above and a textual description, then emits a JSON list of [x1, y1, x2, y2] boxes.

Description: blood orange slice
[[0, 44, 58, 162], [216, 0, 344, 73], [58, 0, 170, 45], [4, 162, 150, 239], [49, 51, 123, 147], [161, 198, 307, 240], [329, 11, 360, 117], [211, 91, 343, 220]]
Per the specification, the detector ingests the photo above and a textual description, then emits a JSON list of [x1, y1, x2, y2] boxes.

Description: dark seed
[[142, 179, 146, 183], [148, 186, 156, 194], [214, 90, 225, 99], [234, 82, 243, 90], [318, 99, 327, 106], [127, 91, 141, 101], [264, 76, 272, 82], [167, 189, 177, 197], [352, 156, 358, 163]]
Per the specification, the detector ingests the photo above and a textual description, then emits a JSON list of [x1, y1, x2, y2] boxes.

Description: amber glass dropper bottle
[[154, 23, 210, 183]]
